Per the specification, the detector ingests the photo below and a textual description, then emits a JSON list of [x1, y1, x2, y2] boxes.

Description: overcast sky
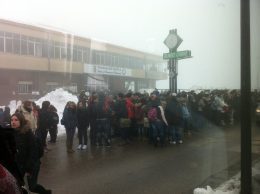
[[0, 0, 259, 90]]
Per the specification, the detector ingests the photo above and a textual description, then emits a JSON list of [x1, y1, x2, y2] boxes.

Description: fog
[[0, 0, 259, 90]]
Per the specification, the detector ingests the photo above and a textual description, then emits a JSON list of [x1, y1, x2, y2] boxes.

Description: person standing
[[48, 105, 59, 143], [165, 94, 183, 144], [92, 92, 112, 147], [147, 92, 168, 146], [114, 93, 131, 145], [76, 101, 89, 150], [38, 101, 51, 152], [61, 101, 77, 153], [88, 92, 98, 146], [10, 112, 51, 194]]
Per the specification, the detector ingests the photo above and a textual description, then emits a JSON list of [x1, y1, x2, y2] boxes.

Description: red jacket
[[125, 98, 134, 119]]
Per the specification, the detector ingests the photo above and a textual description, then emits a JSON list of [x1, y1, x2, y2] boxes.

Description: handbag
[[119, 118, 131, 128]]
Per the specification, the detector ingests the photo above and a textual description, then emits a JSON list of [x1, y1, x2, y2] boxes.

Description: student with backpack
[[147, 92, 168, 146]]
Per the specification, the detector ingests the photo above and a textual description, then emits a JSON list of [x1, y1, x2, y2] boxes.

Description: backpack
[[147, 107, 158, 122]]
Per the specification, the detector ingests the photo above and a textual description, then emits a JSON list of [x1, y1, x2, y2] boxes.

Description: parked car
[[256, 102, 260, 125]]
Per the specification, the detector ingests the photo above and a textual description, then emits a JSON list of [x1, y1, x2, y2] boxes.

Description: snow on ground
[[193, 174, 240, 194]]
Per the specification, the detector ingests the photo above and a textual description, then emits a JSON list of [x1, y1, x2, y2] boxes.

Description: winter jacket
[[165, 97, 182, 126], [38, 109, 51, 130], [14, 129, 39, 175], [77, 106, 89, 128], [49, 111, 59, 129], [114, 100, 128, 119], [62, 108, 77, 129]]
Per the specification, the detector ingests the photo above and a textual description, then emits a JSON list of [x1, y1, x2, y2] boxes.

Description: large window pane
[[83, 48, 90, 63], [77, 47, 83, 62], [5, 38, 13, 53], [28, 41, 34, 55], [21, 39, 28, 55], [67, 46, 71, 60], [0, 37, 4, 52], [73, 46, 77, 62]]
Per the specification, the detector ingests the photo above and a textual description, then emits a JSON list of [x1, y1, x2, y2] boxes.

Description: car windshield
[[0, 1, 259, 194]]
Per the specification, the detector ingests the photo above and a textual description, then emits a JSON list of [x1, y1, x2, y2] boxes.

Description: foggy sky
[[0, 0, 259, 90]]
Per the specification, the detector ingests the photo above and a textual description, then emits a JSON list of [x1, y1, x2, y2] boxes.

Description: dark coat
[[62, 108, 77, 129], [49, 111, 59, 129], [14, 129, 42, 175], [77, 106, 89, 128], [114, 100, 128, 119], [165, 97, 182, 126], [0, 126, 23, 186], [92, 100, 112, 119], [38, 109, 51, 130]]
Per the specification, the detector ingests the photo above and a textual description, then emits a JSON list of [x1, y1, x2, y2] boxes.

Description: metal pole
[[169, 59, 172, 92], [240, 0, 251, 193], [169, 52, 177, 93], [174, 59, 177, 93]]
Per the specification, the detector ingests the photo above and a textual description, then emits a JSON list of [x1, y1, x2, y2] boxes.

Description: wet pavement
[[38, 123, 260, 194]]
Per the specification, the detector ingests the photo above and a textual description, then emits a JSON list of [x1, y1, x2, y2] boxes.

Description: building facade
[[0, 19, 167, 104]]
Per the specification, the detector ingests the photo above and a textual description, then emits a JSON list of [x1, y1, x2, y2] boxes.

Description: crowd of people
[[60, 88, 258, 150], [1, 88, 259, 194]]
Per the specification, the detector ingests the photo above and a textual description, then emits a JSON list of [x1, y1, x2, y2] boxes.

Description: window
[[49, 41, 54, 58], [35, 38, 42, 57], [21, 35, 28, 55], [77, 46, 83, 62], [54, 42, 60, 59], [5, 32, 13, 53], [100, 52, 105, 65], [42, 40, 48, 57], [73, 46, 77, 62], [61, 47, 67, 59], [17, 81, 33, 94], [13, 33, 21, 54], [83, 48, 90, 63], [0, 36, 4, 52], [92, 50, 97, 64], [28, 37, 35, 56], [96, 51, 101, 65], [67, 45, 72, 60]]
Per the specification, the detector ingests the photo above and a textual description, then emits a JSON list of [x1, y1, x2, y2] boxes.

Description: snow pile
[[35, 88, 78, 119], [4, 100, 22, 115], [35, 88, 78, 134], [194, 175, 240, 194]]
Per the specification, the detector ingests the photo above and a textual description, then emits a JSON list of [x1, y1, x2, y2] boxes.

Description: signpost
[[163, 29, 192, 93]]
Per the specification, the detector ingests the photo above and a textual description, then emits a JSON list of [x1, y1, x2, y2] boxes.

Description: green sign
[[163, 50, 191, 60]]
